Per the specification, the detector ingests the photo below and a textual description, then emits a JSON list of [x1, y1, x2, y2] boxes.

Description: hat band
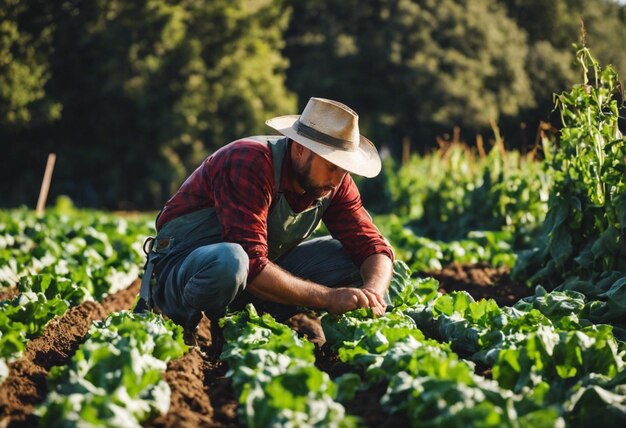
[[296, 121, 357, 152]]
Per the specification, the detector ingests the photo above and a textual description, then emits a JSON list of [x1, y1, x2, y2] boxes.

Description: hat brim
[[265, 115, 381, 178]]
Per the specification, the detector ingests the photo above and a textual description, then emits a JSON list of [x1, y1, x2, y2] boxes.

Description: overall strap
[[135, 256, 155, 312], [268, 137, 289, 190]]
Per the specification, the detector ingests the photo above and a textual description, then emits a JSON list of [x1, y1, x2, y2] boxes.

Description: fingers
[[327, 288, 364, 314], [328, 288, 387, 317], [361, 289, 386, 317], [352, 289, 370, 309], [362, 288, 386, 308], [354, 288, 385, 316]]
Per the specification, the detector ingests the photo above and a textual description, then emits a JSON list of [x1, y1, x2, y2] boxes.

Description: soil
[[425, 262, 533, 306], [344, 382, 410, 427], [314, 343, 351, 378], [312, 342, 409, 426], [285, 311, 326, 348], [147, 349, 218, 428], [0, 278, 240, 428], [0, 262, 524, 427], [0, 287, 18, 302]]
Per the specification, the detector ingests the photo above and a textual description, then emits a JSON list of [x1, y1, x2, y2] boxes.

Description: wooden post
[[476, 134, 486, 158], [36, 153, 56, 215], [452, 126, 460, 144], [402, 137, 410, 166]]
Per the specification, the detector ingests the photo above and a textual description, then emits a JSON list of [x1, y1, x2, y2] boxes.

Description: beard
[[294, 159, 334, 199]]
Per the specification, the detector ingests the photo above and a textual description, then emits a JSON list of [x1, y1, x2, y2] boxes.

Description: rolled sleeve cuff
[[354, 244, 395, 268], [247, 255, 270, 284]]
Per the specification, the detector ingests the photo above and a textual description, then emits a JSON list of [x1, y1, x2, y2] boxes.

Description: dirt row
[[426, 261, 533, 305], [0, 280, 240, 428], [148, 309, 411, 427]]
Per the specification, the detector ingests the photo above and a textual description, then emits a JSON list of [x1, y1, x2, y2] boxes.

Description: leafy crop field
[[1, 48, 625, 427]]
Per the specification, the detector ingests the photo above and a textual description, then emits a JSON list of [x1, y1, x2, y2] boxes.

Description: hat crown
[[298, 98, 360, 150]]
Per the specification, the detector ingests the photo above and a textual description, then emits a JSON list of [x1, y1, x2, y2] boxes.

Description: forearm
[[247, 262, 330, 308], [360, 253, 393, 295], [246, 255, 392, 316]]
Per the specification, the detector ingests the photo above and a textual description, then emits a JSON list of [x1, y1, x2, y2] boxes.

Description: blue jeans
[[154, 236, 362, 328]]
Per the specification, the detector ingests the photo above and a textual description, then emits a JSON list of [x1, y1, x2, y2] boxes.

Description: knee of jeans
[[183, 243, 248, 309], [215, 243, 249, 287]]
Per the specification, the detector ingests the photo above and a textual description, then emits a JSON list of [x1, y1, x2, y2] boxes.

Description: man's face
[[293, 145, 347, 199]]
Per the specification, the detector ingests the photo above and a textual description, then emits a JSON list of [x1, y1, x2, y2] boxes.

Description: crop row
[[320, 261, 626, 426], [220, 305, 356, 427], [37, 311, 187, 427], [0, 200, 150, 384]]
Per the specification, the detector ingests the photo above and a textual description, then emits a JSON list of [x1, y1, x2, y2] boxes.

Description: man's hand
[[326, 287, 371, 315], [326, 287, 386, 316], [362, 288, 386, 317]]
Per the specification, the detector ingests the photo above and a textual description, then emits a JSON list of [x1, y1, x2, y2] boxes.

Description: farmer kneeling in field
[[135, 97, 393, 346]]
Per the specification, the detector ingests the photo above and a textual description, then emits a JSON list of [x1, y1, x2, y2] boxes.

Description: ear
[[292, 141, 307, 158]]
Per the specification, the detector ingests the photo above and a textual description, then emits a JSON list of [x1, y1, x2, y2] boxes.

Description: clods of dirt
[[312, 342, 352, 380], [147, 349, 217, 428], [0, 286, 18, 302], [285, 312, 326, 348], [425, 262, 533, 306], [203, 359, 238, 427]]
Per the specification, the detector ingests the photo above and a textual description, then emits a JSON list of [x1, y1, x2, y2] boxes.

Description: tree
[[0, 0, 296, 209], [0, 0, 60, 129], [284, 0, 533, 151], [500, 0, 626, 131]]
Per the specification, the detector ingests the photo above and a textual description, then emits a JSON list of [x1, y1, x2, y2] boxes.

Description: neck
[[291, 179, 306, 195]]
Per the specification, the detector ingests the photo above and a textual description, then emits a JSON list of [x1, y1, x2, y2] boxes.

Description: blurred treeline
[[1, 0, 625, 209]]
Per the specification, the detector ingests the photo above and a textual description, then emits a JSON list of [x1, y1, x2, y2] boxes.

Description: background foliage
[[1, 0, 625, 209], [1, 0, 295, 208]]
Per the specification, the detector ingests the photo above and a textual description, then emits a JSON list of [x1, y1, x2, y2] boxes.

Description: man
[[137, 97, 394, 340]]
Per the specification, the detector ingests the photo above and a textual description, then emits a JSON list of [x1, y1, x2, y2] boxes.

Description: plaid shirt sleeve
[[156, 140, 274, 283], [210, 141, 274, 283], [323, 174, 394, 267]]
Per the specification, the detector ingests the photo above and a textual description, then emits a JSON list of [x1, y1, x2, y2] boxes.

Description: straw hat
[[265, 97, 381, 177]]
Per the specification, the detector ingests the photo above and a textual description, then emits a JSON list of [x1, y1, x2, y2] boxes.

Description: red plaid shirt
[[157, 138, 393, 283]]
